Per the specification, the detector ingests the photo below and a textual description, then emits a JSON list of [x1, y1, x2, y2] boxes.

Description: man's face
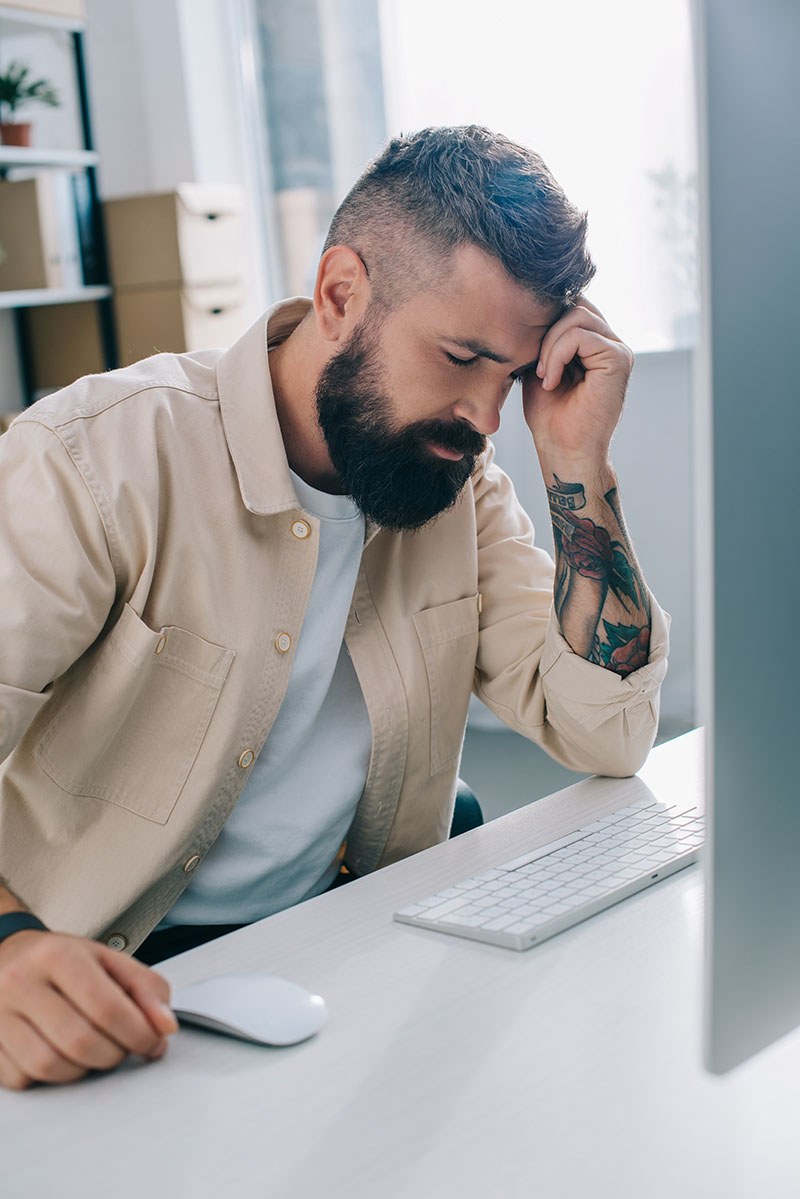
[[315, 244, 558, 531]]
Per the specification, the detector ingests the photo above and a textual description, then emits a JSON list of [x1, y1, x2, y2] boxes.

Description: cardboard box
[[23, 300, 105, 390], [104, 185, 245, 290], [114, 284, 247, 365], [0, 174, 81, 291], [0, 0, 86, 19]]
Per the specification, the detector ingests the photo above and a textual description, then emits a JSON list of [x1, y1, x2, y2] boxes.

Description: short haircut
[[323, 125, 596, 310]]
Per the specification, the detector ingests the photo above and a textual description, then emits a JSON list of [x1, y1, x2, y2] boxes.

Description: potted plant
[[0, 60, 60, 147]]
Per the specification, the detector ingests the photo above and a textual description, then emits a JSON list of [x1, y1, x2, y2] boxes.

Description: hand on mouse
[[0, 927, 178, 1090]]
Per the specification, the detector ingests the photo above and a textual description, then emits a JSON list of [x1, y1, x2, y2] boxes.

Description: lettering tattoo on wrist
[[547, 480, 651, 678], [546, 475, 586, 514]]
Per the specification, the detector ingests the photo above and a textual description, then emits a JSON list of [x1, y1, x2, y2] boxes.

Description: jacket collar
[[216, 297, 313, 516], [216, 296, 382, 541]]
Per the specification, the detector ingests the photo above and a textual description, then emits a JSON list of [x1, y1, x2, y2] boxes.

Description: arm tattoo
[[589, 620, 651, 676], [546, 475, 587, 514], [547, 477, 650, 677]]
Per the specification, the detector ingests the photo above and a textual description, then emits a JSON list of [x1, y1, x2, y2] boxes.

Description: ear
[[313, 246, 371, 343]]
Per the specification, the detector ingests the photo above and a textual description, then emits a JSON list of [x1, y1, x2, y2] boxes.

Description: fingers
[[537, 327, 631, 392], [536, 302, 632, 389], [541, 303, 621, 356], [0, 1044, 34, 1091], [98, 948, 178, 1039], [21, 983, 130, 1072], [0, 931, 176, 1091], [570, 294, 610, 323], [54, 947, 176, 1056], [0, 1013, 89, 1085]]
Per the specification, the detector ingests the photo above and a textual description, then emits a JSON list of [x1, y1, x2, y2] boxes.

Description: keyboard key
[[443, 914, 486, 928], [483, 915, 521, 931], [578, 884, 610, 899], [395, 904, 428, 917], [480, 904, 511, 919], [433, 886, 471, 900], [420, 898, 468, 921], [501, 830, 586, 871]]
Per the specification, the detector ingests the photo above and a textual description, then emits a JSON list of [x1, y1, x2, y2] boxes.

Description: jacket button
[[291, 520, 310, 540], [238, 749, 254, 769], [155, 634, 167, 655], [275, 632, 292, 653], [106, 933, 127, 950], [184, 854, 201, 873]]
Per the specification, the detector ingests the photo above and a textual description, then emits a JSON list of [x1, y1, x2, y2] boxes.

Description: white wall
[[83, 0, 193, 197], [83, 0, 269, 313]]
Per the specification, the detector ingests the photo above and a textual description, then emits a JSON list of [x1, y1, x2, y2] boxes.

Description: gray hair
[[323, 125, 595, 309]]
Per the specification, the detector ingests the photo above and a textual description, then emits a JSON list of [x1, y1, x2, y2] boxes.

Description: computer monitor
[[694, 0, 800, 1073]]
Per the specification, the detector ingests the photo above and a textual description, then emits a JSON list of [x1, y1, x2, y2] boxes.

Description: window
[[379, 0, 699, 351]]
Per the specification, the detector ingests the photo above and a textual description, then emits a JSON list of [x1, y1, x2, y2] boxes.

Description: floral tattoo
[[547, 477, 650, 677], [594, 622, 650, 677]]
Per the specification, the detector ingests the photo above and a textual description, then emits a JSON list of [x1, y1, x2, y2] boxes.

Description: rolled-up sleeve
[[535, 596, 670, 776]]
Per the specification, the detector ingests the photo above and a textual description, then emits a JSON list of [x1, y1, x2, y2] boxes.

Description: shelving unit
[[0, 2, 117, 404], [0, 144, 98, 168], [0, 283, 110, 308]]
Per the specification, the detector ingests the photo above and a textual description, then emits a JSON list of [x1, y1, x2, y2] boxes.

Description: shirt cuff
[[539, 594, 671, 734]]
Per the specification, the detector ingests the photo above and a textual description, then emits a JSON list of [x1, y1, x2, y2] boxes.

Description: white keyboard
[[394, 795, 704, 951]]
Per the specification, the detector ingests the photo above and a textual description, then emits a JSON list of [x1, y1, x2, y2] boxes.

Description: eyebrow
[[446, 337, 540, 377]]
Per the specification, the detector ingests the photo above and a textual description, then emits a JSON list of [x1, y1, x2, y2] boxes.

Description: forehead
[[401, 243, 560, 356]]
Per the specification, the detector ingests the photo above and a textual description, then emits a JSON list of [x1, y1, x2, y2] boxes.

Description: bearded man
[[0, 126, 668, 1089]]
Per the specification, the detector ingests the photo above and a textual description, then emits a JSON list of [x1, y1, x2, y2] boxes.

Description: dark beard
[[315, 318, 486, 532]]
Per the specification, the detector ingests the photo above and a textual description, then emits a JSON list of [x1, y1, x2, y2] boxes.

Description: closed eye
[[445, 350, 534, 382]]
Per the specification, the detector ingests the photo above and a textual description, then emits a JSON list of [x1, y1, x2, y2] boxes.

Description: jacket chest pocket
[[414, 594, 480, 776], [34, 603, 234, 824]]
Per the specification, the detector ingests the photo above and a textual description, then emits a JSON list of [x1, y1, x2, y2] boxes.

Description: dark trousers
[[135, 778, 483, 966]]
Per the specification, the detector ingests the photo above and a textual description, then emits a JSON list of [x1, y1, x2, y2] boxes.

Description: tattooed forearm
[[589, 621, 651, 675], [547, 478, 650, 677]]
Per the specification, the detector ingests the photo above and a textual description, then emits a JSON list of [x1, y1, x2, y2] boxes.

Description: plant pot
[[0, 122, 32, 147]]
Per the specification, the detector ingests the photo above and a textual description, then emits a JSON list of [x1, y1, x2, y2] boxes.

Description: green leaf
[[608, 544, 639, 606], [0, 59, 60, 119], [602, 621, 641, 651]]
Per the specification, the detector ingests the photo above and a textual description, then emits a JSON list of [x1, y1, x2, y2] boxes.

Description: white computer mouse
[[171, 971, 328, 1046]]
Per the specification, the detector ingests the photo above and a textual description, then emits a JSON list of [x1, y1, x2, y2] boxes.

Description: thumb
[[99, 945, 179, 1036]]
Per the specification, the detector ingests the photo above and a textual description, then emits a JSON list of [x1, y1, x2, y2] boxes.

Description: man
[[0, 126, 667, 1089]]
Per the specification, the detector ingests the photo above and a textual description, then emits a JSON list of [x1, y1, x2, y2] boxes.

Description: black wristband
[[0, 912, 49, 945]]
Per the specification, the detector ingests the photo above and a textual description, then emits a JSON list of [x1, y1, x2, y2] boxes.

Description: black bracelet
[[0, 912, 49, 945]]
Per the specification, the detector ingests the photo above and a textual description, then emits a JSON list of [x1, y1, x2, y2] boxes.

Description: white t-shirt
[[162, 469, 371, 926]]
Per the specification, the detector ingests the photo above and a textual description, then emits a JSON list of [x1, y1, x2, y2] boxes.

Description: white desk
[[3, 729, 800, 1198]]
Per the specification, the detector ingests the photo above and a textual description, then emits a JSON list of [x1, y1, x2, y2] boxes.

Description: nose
[[452, 390, 503, 437]]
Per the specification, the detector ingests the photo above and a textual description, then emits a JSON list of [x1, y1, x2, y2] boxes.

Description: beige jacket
[[0, 300, 669, 951]]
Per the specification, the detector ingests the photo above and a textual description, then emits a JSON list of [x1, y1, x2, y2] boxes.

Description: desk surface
[[4, 729, 800, 1199]]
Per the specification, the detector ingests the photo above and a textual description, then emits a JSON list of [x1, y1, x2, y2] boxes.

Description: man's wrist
[[0, 912, 49, 946], [537, 454, 617, 495]]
